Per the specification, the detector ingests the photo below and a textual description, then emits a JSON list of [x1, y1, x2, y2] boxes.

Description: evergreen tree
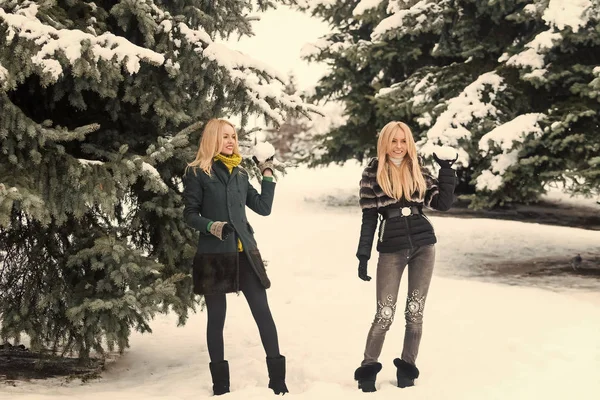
[[299, 0, 600, 208], [262, 74, 347, 164], [0, 0, 308, 359], [263, 74, 312, 160]]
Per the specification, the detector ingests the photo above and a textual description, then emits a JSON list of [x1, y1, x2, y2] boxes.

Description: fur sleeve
[[357, 159, 379, 260], [421, 164, 440, 208], [358, 158, 378, 210]]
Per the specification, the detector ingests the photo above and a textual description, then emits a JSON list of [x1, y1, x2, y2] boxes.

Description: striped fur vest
[[356, 158, 456, 259]]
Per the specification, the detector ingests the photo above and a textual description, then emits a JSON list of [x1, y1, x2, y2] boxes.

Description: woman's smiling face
[[387, 128, 407, 159], [220, 124, 236, 155]]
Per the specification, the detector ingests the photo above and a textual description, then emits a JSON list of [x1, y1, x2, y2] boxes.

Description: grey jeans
[[361, 245, 436, 366]]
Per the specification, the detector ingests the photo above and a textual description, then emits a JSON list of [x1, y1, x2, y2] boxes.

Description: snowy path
[[2, 164, 599, 400]]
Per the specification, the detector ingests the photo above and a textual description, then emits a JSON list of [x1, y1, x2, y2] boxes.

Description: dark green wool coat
[[183, 160, 275, 295]]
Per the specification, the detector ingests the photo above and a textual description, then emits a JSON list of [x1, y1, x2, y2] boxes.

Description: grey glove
[[252, 155, 274, 175], [209, 221, 234, 241]]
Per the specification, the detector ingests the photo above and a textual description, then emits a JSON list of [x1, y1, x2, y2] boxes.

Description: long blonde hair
[[376, 121, 426, 201], [187, 118, 240, 175]]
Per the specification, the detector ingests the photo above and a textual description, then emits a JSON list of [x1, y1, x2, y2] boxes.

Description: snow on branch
[[421, 72, 506, 164], [1, 3, 315, 126], [140, 161, 168, 193], [177, 22, 212, 46], [300, 39, 329, 59], [203, 42, 286, 83], [78, 158, 104, 167], [542, 0, 593, 33], [592, 66, 600, 88], [503, 0, 593, 77], [301, 36, 353, 59], [0, 183, 48, 228], [0, 5, 165, 82], [129, 157, 168, 194], [296, 0, 338, 11], [353, 0, 385, 16], [375, 82, 402, 98], [476, 113, 545, 192], [478, 113, 545, 154], [43, 123, 101, 143], [79, 156, 167, 194], [505, 30, 562, 71], [0, 61, 8, 85], [145, 121, 204, 164], [412, 73, 437, 107], [375, 71, 437, 108], [371, 0, 448, 42], [178, 22, 314, 125], [475, 170, 504, 192]]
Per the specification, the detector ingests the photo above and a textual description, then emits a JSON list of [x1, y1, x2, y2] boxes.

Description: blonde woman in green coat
[[183, 118, 288, 396]]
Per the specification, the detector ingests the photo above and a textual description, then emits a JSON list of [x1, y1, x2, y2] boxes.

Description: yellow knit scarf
[[213, 153, 243, 252], [214, 153, 242, 173]]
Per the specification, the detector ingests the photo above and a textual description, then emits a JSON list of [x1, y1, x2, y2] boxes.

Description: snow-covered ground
[[2, 162, 599, 400]]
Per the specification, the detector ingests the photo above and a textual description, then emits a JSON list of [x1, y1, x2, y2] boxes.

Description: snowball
[[252, 142, 275, 162], [432, 145, 457, 160]]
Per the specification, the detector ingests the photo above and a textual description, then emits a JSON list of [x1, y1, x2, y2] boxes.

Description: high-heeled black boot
[[393, 358, 419, 388], [354, 362, 383, 392], [266, 355, 289, 395], [209, 360, 230, 395]]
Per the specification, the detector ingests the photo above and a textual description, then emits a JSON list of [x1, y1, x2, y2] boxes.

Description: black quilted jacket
[[356, 158, 456, 260]]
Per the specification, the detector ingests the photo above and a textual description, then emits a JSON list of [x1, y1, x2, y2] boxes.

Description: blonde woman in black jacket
[[353, 121, 457, 392], [183, 118, 288, 396]]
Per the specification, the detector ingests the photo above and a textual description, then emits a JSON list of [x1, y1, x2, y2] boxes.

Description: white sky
[[227, 6, 331, 90]]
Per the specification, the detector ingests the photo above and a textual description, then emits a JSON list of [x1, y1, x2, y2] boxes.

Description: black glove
[[252, 155, 275, 175], [358, 257, 371, 281], [433, 152, 458, 169], [221, 223, 234, 240], [209, 221, 235, 241]]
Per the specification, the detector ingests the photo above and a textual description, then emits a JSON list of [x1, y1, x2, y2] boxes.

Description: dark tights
[[204, 252, 280, 362]]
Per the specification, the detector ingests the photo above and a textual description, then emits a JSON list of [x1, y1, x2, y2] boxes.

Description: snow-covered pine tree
[[262, 73, 347, 165], [299, 0, 600, 208], [263, 74, 312, 160], [0, 0, 312, 359]]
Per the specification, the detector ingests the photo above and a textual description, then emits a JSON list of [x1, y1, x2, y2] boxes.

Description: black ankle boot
[[393, 358, 419, 388], [209, 360, 230, 395], [354, 362, 382, 392], [266, 355, 289, 395]]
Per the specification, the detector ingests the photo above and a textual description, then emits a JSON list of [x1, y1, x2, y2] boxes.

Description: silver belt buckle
[[401, 207, 412, 217]]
